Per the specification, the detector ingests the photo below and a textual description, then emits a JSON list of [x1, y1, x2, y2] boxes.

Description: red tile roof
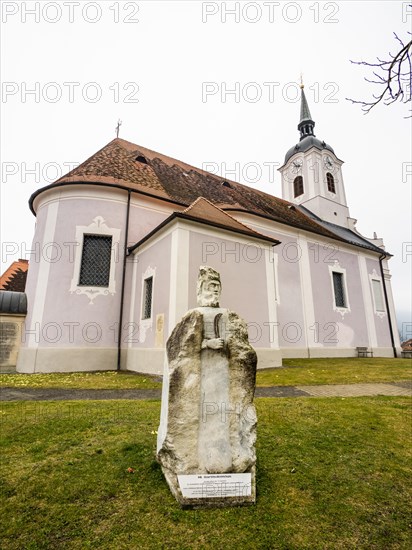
[[0, 259, 29, 292], [29, 138, 380, 252], [401, 339, 412, 351], [181, 197, 279, 243], [129, 197, 279, 253]]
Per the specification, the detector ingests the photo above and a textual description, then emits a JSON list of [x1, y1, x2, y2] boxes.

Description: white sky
[[1, 0, 411, 338]]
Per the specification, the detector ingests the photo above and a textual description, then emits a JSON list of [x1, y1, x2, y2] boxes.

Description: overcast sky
[[1, 0, 411, 339]]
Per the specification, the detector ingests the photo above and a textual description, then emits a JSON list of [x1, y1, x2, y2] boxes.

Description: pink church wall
[[308, 242, 369, 348], [365, 257, 392, 347], [23, 191, 173, 351], [120, 198, 174, 349], [129, 234, 172, 349], [22, 203, 49, 339], [127, 199, 171, 245], [272, 237, 306, 349], [39, 197, 126, 348], [120, 254, 138, 346], [21, 183, 395, 368], [188, 231, 271, 348]]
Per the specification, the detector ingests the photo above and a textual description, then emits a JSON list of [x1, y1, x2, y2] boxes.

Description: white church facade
[[17, 89, 401, 374]]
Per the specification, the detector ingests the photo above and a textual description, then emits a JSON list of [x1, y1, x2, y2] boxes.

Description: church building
[[17, 88, 401, 374]]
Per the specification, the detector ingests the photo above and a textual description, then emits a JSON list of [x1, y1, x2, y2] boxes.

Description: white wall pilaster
[[297, 234, 319, 350], [381, 261, 402, 351], [168, 225, 189, 336], [128, 254, 139, 350], [265, 247, 280, 349], [358, 255, 378, 349], [20, 201, 59, 372]]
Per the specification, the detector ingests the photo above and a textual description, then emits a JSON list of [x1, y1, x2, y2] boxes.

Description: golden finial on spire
[[300, 73, 304, 89]]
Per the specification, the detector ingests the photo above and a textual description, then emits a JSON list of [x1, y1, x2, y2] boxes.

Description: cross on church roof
[[115, 119, 122, 138]]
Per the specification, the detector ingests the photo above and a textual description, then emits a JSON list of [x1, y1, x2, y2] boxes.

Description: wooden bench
[[356, 346, 373, 358], [401, 350, 412, 359]]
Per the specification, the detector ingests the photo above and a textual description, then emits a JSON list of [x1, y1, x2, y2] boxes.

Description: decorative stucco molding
[[368, 269, 387, 319], [328, 260, 351, 318], [69, 216, 121, 304], [139, 265, 156, 343]]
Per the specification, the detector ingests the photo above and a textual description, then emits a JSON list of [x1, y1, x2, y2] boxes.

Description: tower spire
[[298, 82, 315, 141]]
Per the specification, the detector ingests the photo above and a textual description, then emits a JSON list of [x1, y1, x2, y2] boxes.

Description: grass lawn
[[0, 358, 410, 390], [0, 371, 162, 390], [1, 397, 411, 549], [256, 358, 412, 387]]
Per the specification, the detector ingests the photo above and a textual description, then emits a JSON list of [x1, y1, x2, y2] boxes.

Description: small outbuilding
[[0, 291, 27, 372]]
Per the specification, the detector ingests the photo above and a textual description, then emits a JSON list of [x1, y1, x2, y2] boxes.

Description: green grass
[[256, 358, 412, 387], [1, 358, 410, 390], [1, 397, 411, 549], [0, 371, 162, 390]]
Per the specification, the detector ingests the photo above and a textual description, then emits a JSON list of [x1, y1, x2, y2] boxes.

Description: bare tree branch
[[346, 30, 412, 117]]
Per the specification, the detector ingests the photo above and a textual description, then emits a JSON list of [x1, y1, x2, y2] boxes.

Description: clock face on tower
[[323, 155, 336, 173], [286, 158, 303, 181]]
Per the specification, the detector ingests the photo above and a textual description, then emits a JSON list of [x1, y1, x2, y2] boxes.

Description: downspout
[[379, 252, 397, 358], [117, 190, 132, 370]]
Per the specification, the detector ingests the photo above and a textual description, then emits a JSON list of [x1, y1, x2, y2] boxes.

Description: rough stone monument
[[157, 266, 257, 507]]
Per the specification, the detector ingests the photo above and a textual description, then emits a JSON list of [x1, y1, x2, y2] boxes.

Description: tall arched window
[[326, 172, 336, 193], [294, 176, 304, 198]]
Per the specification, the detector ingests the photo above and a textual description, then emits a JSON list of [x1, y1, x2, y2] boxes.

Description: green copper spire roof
[[298, 84, 315, 140], [300, 86, 312, 123], [283, 81, 336, 164]]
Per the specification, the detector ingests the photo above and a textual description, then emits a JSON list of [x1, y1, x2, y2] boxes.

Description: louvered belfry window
[[326, 172, 336, 193], [293, 176, 304, 198], [79, 235, 112, 287], [332, 272, 346, 308]]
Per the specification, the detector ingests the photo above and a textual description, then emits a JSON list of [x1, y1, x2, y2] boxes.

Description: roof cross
[[115, 119, 122, 138]]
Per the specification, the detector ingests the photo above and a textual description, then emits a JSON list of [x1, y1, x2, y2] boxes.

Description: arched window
[[326, 172, 335, 193], [293, 176, 304, 198]]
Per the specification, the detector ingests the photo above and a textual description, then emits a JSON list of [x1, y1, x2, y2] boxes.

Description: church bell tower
[[279, 84, 351, 228]]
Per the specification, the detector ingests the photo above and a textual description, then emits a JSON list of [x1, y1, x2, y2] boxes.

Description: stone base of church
[[124, 348, 165, 375], [372, 347, 402, 358], [16, 347, 118, 373], [280, 346, 398, 358], [125, 347, 282, 374], [255, 348, 282, 368], [15, 346, 282, 374], [15, 345, 399, 374], [0, 314, 25, 371]]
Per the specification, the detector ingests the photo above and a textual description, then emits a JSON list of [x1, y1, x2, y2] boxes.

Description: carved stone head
[[197, 266, 221, 307]]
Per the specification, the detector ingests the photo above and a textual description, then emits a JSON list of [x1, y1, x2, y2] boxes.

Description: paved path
[[0, 388, 161, 402], [295, 381, 412, 397], [1, 381, 411, 402]]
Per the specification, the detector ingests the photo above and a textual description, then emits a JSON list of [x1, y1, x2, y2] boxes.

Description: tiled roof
[[402, 339, 412, 351], [181, 197, 280, 243], [29, 138, 385, 254], [0, 259, 29, 292], [297, 206, 387, 255], [129, 197, 279, 253]]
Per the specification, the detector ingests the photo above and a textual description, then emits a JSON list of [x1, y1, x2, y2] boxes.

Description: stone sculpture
[[157, 266, 257, 507]]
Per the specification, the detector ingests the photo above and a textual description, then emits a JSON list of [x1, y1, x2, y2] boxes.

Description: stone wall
[[0, 314, 25, 372]]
